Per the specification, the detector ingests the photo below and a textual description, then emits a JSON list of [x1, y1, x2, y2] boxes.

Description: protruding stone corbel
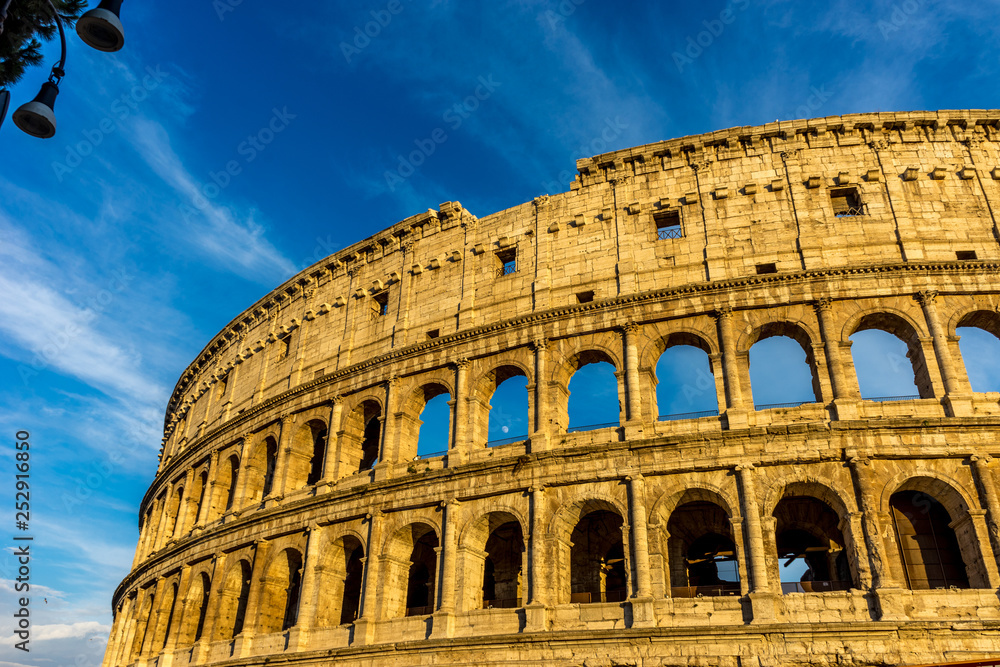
[[929, 167, 947, 180], [902, 167, 919, 181], [804, 176, 821, 189]]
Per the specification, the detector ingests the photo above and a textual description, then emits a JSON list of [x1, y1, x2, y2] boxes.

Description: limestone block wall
[[105, 110, 1000, 667]]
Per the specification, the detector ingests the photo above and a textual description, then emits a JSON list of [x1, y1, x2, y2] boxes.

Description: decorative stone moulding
[[112, 110, 1000, 667]]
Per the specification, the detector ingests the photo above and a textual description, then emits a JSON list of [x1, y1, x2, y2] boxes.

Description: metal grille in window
[[654, 210, 682, 239], [831, 188, 866, 217], [496, 248, 516, 278]]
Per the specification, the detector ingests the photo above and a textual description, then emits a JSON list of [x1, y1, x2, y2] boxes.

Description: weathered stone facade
[[104, 110, 1000, 667]]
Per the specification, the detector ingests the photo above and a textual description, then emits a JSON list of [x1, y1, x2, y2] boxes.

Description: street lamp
[[0, 0, 126, 138]]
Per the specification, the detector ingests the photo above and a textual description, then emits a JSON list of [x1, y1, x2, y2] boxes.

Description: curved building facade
[[105, 110, 1000, 667]]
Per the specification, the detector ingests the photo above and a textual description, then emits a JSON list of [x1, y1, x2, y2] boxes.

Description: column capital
[[735, 462, 755, 473], [330, 394, 345, 405], [914, 289, 939, 306], [453, 358, 471, 370], [813, 297, 834, 312], [713, 305, 735, 320], [620, 322, 639, 335], [530, 338, 548, 352]]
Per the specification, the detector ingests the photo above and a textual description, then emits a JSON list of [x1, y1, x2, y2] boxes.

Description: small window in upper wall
[[426, 329, 440, 340], [496, 248, 517, 278], [577, 291, 595, 304], [756, 262, 777, 275], [217, 375, 229, 399], [830, 187, 865, 216], [279, 334, 292, 359], [956, 250, 977, 260], [371, 291, 389, 319], [654, 210, 682, 239]]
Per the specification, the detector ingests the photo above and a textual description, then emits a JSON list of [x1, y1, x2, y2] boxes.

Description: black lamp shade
[[77, 0, 125, 52], [13, 81, 59, 138]]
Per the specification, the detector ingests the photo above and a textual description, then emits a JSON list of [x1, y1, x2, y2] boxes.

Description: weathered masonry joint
[[106, 110, 1000, 667]]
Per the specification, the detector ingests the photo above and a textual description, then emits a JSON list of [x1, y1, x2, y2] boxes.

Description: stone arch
[[762, 478, 854, 518], [242, 434, 280, 507], [953, 309, 1000, 393], [557, 348, 621, 433], [949, 308, 1000, 340], [315, 532, 366, 627], [460, 509, 528, 610], [742, 320, 823, 406], [213, 558, 252, 640], [381, 521, 440, 618], [177, 570, 212, 645], [129, 587, 157, 659], [340, 398, 383, 475], [209, 452, 240, 520], [648, 331, 720, 419], [184, 468, 209, 534], [770, 493, 856, 592], [548, 495, 628, 605], [257, 547, 304, 633], [399, 381, 453, 460], [166, 484, 185, 540], [286, 418, 329, 491], [845, 309, 934, 399], [147, 578, 179, 653], [650, 484, 737, 525], [665, 495, 741, 597], [471, 363, 531, 447], [882, 474, 983, 589], [878, 471, 975, 518]]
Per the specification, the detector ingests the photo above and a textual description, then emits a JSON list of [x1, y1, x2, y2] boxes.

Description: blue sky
[[2, 0, 1000, 664]]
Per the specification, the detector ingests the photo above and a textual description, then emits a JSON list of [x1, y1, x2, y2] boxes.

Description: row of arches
[[140, 305, 1000, 562], [117, 470, 996, 664]]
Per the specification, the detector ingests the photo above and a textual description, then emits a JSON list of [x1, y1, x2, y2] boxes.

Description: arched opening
[[286, 419, 327, 490], [224, 455, 240, 512], [748, 323, 820, 409], [478, 366, 529, 446], [666, 501, 740, 597], [482, 520, 525, 608], [569, 510, 627, 603], [956, 311, 1000, 393], [850, 313, 932, 399], [214, 560, 251, 640], [655, 334, 718, 419], [405, 383, 450, 460], [341, 400, 382, 475], [315, 535, 365, 627], [168, 486, 185, 539], [188, 470, 208, 531], [130, 591, 155, 659], [566, 351, 619, 432], [890, 490, 970, 590], [243, 436, 279, 507], [773, 496, 852, 593], [258, 548, 304, 633], [306, 422, 328, 485], [384, 522, 439, 618], [177, 572, 211, 645], [155, 582, 178, 650]]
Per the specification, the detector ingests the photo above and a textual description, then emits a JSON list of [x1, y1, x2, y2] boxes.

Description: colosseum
[[104, 110, 1000, 667]]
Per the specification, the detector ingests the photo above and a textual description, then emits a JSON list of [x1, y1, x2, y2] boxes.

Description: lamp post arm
[[44, 0, 68, 81]]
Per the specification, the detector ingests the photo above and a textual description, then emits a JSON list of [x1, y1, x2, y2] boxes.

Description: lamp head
[[13, 81, 59, 139], [77, 0, 125, 52]]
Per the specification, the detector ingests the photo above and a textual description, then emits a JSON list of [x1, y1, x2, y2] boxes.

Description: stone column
[[174, 469, 197, 539], [319, 397, 344, 485], [233, 540, 270, 657], [621, 324, 643, 424], [450, 360, 470, 466], [844, 512, 873, 589], [525, 485, 548, 632], [530, 339, 551, 451], [626, 474, 654, 627], [963, 510, 1000, 588], [971, 454, 1000, 580], [715, 307, 749, 428], [290, 526, 322, 648], [190, 555, 220, 662], [848, 455, 903, 620], [152, 494, 171, 553], [274, 413, 301, 500], [814, 298, 860, 420], [375, 378, 401, 481], [195, 449, 221, 528], [354, 510, 384, 645], [433, 500, 460, 638], [161, 566, 192, 659], [916, 290, 971, 415], [735, 464, 777, 623], [230, 435, 253, 514]]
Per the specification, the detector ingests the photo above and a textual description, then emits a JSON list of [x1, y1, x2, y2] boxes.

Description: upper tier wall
[[160, 109, 1000, 459]]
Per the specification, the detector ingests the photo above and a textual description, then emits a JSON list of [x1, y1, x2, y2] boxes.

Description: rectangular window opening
[[371, 291, 389, 319], [756, 262, 778, 275], [831, 187, 865, 217], [576, 291, 595, 304], [654, 210, 682, 240], [496, 248, 517, 278], [426, 329, 440, 340], [279, 334, 292, 360], [956, 250, 977, 260]]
